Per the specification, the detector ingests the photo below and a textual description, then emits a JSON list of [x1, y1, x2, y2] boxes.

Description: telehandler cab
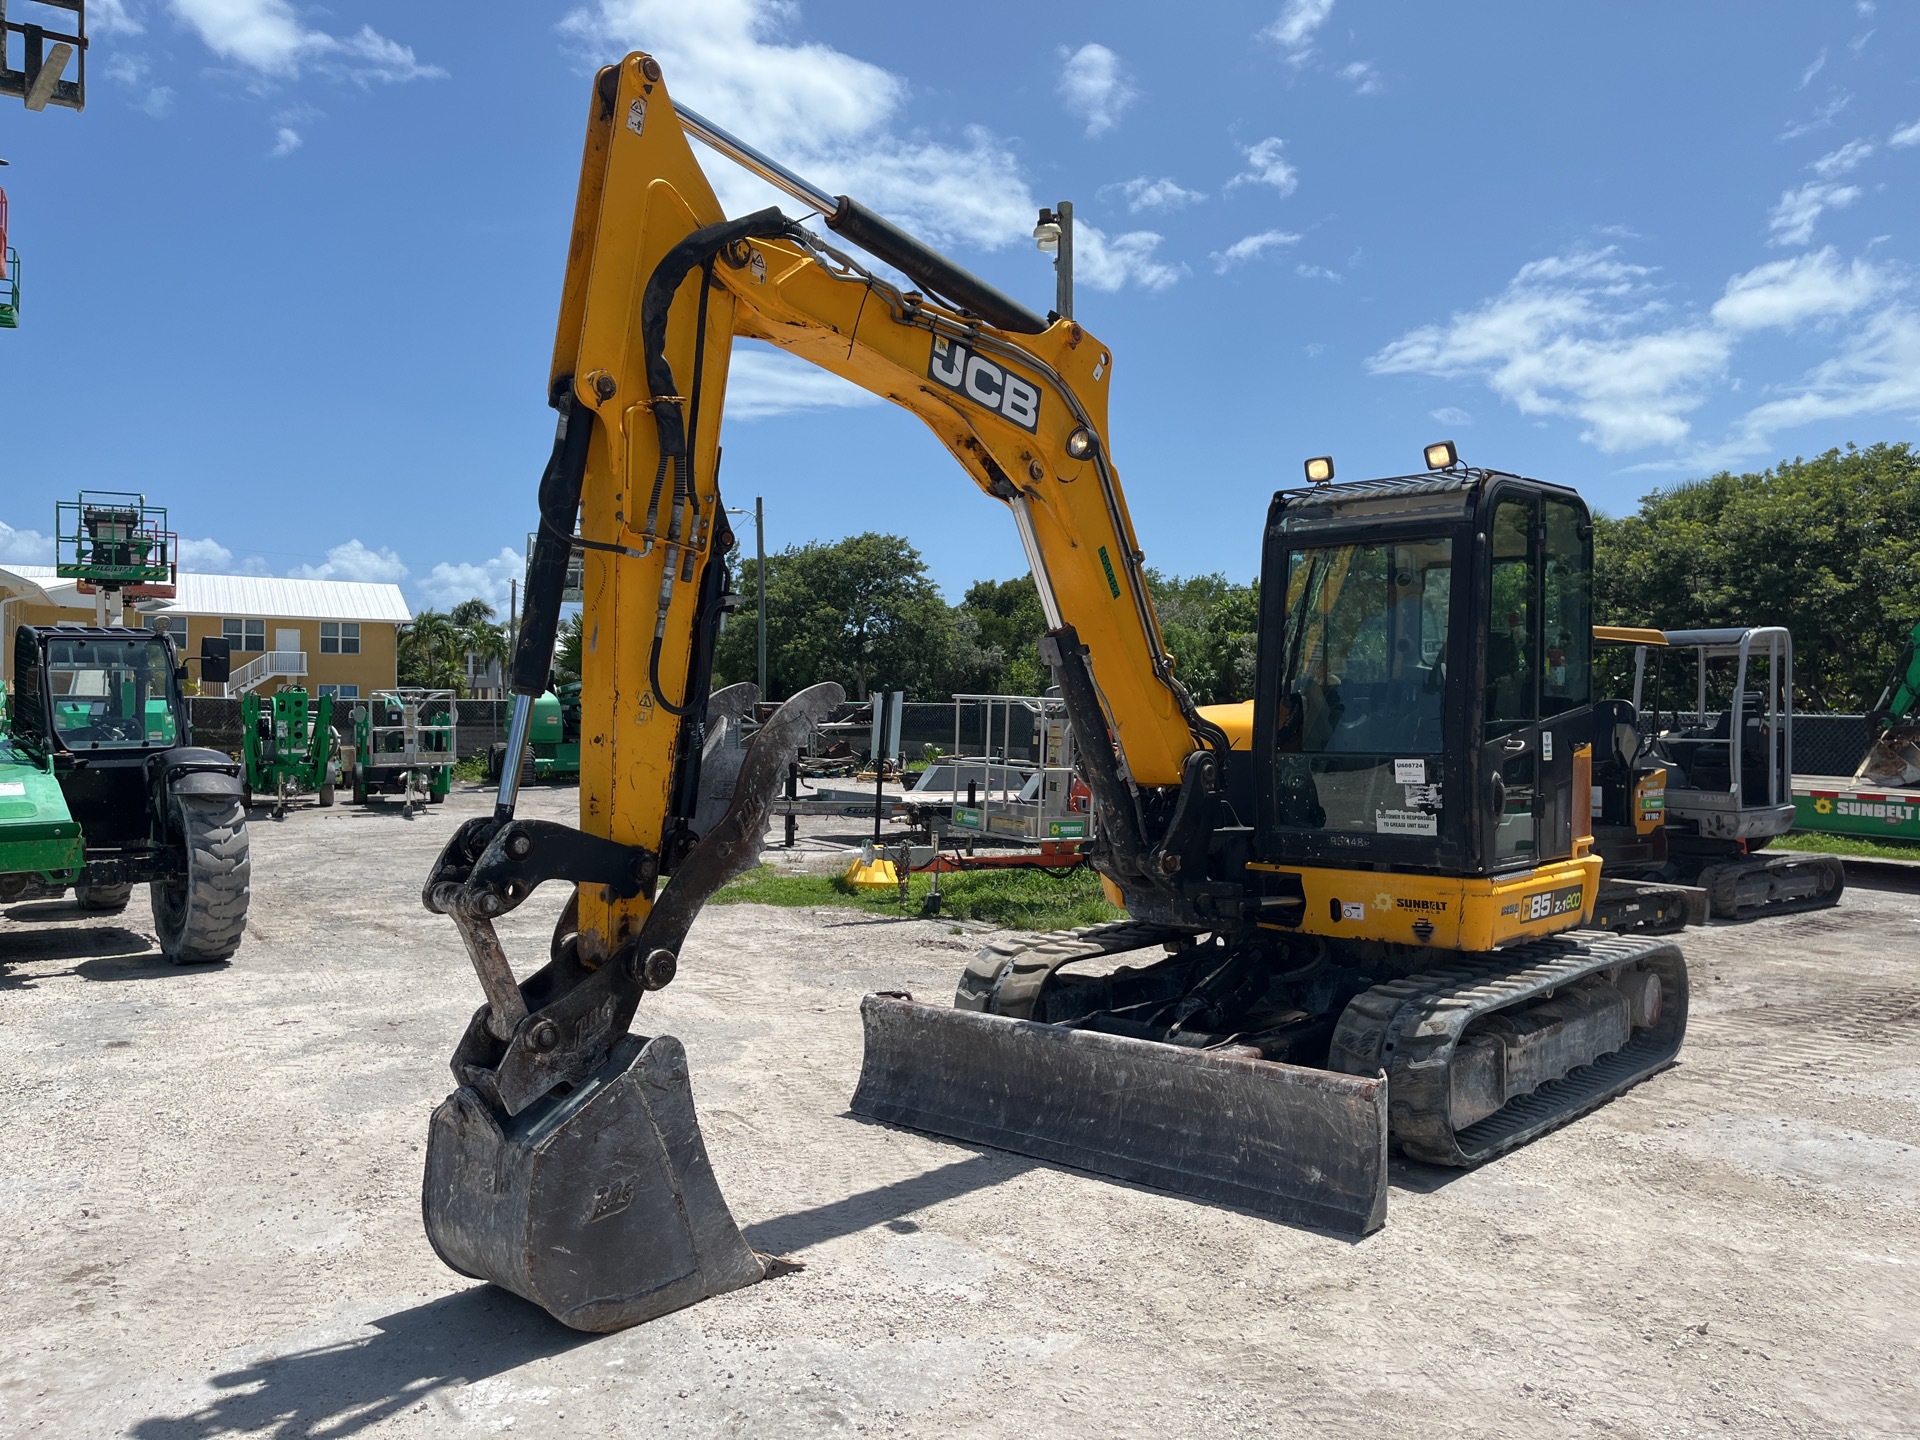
[[416, 54, 1689, 1331]]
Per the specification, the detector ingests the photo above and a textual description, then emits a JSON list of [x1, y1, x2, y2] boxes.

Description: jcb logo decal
[[929, 338, 1041, 432]]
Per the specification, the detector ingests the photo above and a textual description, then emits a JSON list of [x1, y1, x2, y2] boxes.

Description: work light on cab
[[1424, 440, 1459, 470]]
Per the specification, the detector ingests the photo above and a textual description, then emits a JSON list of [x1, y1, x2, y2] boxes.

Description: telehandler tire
[[152, 795, 250, 964], [73, 883, 133, 913]]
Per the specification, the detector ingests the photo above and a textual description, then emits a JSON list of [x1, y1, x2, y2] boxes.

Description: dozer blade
[[852, 992, 1390, 1236], [424, 1032, 768, 1332]]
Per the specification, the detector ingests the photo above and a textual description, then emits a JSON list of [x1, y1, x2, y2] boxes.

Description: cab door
[[1480, 490, 1591, 870]]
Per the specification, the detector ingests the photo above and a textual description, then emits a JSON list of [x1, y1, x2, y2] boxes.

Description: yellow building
[[0, 565, 410, 699]]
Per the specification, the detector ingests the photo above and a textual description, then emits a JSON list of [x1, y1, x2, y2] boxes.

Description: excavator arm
[[499, 54, 1224, 967]]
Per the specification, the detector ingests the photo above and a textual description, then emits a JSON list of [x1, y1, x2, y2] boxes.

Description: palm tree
[[399, 610, 464, 690], [449, 598, 509, 696]]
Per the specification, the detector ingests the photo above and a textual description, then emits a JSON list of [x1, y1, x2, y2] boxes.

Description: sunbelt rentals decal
[[929, 338, 1041, 432]]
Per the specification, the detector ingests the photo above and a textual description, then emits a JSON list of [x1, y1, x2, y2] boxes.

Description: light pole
[[1033, 200, 1074, 319]]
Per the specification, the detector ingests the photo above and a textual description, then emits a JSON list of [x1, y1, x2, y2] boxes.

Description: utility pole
[[754, 496, 767, 699], [1034, 201, 1074, 319], [507, 577, 518, 699]]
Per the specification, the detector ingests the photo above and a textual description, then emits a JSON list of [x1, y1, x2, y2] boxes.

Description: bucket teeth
[[423, 1033, 768, 1332]]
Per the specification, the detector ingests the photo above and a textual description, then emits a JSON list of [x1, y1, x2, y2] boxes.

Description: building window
[[222, 618, 265, 652], [320, 621, 361, 655], [318, 684, 359, 699]]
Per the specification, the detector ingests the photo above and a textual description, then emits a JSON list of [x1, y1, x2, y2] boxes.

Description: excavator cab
[[1253, 471, 1593, 885]]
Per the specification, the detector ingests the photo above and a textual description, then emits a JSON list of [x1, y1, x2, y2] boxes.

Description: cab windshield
[[1271, 538, 1452, 836], [43, 637, 179, 749]]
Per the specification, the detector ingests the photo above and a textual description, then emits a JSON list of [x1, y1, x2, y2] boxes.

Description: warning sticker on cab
[[1375, 808, 1438, 836], [1393, 758, 1427, 784], [1520, 884, 1585, 923]]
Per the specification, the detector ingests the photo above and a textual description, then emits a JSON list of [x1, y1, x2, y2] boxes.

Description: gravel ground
[[2, 781, 1917, 1439]]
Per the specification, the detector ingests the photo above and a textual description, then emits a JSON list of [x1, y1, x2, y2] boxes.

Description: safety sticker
[[1393, 758, 1426, 784], [1340, 900, 1366, 921], [1403, 783, 1441, 808], [1542, 731, 1554, 761], [0, 781, 24, 797], [1375, 808, 1438, 836], [627, 98, 647, 136]]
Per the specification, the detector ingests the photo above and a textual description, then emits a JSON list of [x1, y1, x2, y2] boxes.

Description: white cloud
[[1074, 224, 1182, 292], [91, 0, 144, 34], [1710, 248, 1887, 332], [0, 521, 55, 565], [1811, 139, 1873, 177], [1430, 406, 1472, 427], [1718, 307, 1920, 458], [176, 537, 235, 570], [166, 0, 444, 84], [292, 539, 407, 584], [1799, 49, 1827, 89], [1228, 137, 1298, 197], [559, 0, 1046, 255], [728, 344, 884, 419], [1368, 248, 1731, 452], [1338, 60, 1381, 95], [1296, 263, 1341, 282], [1768, 181, 1861, 246], [103, 51, 175, 116], [1372, 241, 1916, 462], [1211, 229, 1301, 273], [1890, 120, 1920, 148], [1102, 176, 1205, 213], [1056, 43, 1136, 138], [420, 548, 523, 612], [1264, 0, 1335, 62], [1780, 93, 1851, 141], [269, 126, 302, 157]]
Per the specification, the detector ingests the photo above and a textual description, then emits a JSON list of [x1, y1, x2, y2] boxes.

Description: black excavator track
[[1692, 852, 1845, 920], [1328, 930, 1689, 1167]]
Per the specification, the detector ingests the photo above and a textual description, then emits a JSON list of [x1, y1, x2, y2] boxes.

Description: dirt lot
[[3, 782, 1917, 1439]]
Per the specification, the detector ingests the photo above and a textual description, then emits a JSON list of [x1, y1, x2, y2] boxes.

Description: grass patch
[[1771, 830, 1920, 861], [714, 862, 1122, 931], [453, 752, 492, 782]]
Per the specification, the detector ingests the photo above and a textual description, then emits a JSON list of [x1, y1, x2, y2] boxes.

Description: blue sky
[[2, 0, 1916, 614]]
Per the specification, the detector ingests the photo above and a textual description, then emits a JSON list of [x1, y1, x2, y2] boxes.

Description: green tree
[[1594, 443, 1920, 710], [713, 532, 956, 700], [951, 575, 1049, 695], [449, 598, 509, 693], [398, 610, 463, 690], [1145, 569, 1260, 705], [552, 612, 584, 686]]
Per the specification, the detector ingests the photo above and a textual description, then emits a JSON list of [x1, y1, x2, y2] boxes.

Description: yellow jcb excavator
[[418, 53, 1689, 1332]]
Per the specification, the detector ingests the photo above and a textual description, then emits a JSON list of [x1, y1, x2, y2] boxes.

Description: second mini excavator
[[416, 53, 1689, 1332]]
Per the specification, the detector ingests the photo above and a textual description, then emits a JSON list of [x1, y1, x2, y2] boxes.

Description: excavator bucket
[[420, 682, 843, 1331], [424, 1033, 768, 1331], [852, 993, 1391, 1236]]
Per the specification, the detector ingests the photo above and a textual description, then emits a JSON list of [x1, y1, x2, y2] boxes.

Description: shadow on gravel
[[1387, 1157, 1474, 1196], [0, 925, 161, 984], [128, 1286, 589, 1440], [746, 1150, 1036, 1254]]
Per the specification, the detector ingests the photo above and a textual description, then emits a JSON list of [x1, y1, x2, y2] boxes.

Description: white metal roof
[[0, 565, 412, 624]]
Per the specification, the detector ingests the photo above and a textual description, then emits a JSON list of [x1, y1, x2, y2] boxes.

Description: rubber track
[[1696, 853, 1845, 920], [152, 795, 251, 963], [955, 920, 1196, 1017], [1329, 930, 1689, 1167]]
